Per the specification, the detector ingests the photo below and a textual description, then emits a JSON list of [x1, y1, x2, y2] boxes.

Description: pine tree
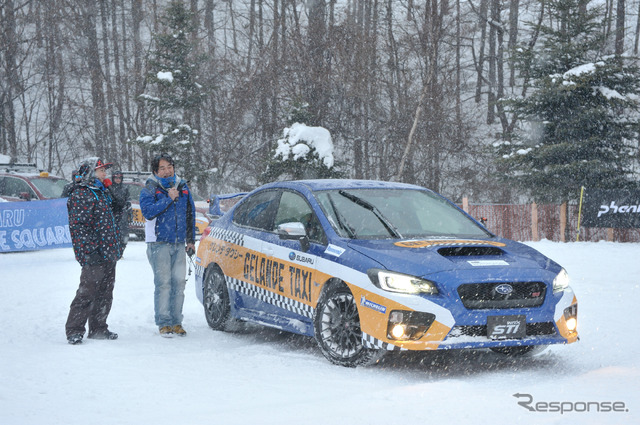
[[261, 102, 343, 182], [133, 0, 206, 184], [260, 123, 344, 182], [497, 0, 640, 202]]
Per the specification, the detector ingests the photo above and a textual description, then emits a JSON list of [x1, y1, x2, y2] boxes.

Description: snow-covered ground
[[1, 240, 638, 425]]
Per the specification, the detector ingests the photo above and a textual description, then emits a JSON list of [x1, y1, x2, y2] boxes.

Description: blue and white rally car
[[194, 180, 578, 367]]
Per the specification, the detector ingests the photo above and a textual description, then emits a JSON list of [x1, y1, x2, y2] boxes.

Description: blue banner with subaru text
[[0, 198, 72, 252]]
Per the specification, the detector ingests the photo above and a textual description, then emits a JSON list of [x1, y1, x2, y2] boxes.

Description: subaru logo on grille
[[495, 284, 514, 295]]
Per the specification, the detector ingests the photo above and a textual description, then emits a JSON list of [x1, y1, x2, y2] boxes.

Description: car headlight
[[553, 268, 570, 293], [367, 269, 438, 295]]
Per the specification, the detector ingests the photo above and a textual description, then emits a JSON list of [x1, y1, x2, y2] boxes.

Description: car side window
[[275, 191, 326, 244], [233, 190, 280, 231], [3, 177, 36, 199]]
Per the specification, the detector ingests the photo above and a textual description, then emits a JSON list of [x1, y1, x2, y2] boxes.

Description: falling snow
[[0, 240, 638, 424]]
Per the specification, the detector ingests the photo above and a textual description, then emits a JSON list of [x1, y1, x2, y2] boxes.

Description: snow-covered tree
[[497, 0, 640, 202], [261, 122, 343, 182], [133, 0, 206, 184]]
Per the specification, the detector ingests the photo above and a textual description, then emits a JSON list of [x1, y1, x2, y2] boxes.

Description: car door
[[256, 189, 326, 335], [227, 189, 283, 320]]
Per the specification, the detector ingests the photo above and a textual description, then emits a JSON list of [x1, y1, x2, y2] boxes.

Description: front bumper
[[358, 287, 579, 352]]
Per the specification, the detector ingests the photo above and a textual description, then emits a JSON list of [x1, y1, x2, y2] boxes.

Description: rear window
[[232, 190, 280, 231]]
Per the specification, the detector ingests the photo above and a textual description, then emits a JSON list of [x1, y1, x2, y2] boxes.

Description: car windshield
[[30, 177, 68, 198], [314, 188, 491, 239]]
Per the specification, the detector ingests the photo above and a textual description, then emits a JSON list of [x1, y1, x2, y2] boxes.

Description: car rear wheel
[[314, 284, 382, 367], [203, 267, 233, 331]]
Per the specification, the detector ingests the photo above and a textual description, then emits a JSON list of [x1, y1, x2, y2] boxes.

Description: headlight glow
[[553, 269, 570, 293], [368, 269, 438, 294], [563, 304, 578, 333], [566, 317, 577, 332], [386, 309, 436, 340], [390, 324, 406, 339]]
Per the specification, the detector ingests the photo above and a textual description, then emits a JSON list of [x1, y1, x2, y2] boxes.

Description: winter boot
[[67, 334, 83, 345], [159, 326, 174, 338], [172, 325, 187, 337], [88, 330, 118, 340]]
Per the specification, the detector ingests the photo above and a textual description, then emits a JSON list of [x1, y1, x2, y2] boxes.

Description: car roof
[[0, 171, 65, 180], [1, 162, 65, 179], [212, 192, 248, 200], [0, 172, 65, 179], [119, 171, 151, 183], [258, 179, 428, 192]]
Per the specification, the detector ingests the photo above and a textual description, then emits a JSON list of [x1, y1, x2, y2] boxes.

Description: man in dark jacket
[[109, 170, 131, 256], [139, 153, 196, 337], [65, 157, 122, 345]]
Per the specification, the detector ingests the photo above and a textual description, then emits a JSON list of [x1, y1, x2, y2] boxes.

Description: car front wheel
[[203, 267, 233, 331], [314, 284, 382, 367]]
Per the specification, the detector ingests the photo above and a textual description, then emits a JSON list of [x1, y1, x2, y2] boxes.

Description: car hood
[[346, 237, 557, 278]]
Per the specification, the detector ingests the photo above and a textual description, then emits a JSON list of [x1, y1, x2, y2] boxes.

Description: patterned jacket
[[67, 181, 122, 266], [139, 174, 196, 245]]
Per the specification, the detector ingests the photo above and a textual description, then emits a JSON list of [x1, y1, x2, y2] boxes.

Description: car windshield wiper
[[327, 193, 357, 238], [338, 190, 403, 238]]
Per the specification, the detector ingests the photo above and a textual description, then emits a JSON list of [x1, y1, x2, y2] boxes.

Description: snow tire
[[203, 267, 233, 331], [314, 283, 382, 367]]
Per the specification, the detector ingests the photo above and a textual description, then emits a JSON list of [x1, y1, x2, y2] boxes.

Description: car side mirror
[[19, 191, 32, 201], [277, 222, 310, 252]]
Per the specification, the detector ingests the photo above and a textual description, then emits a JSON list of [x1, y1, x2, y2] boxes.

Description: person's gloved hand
[[103, 178, 112, 187], [186, 246, 195, 257]]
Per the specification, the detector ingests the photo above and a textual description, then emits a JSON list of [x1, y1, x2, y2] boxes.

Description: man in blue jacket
[[140, 153, 196, 337]]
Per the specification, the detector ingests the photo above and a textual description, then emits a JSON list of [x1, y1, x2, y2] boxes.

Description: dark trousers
[[65, 262, 116, 338]]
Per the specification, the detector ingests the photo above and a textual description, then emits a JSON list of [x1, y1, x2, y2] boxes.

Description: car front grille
[[448, 322, 556, 338], [457, 281, 546, 309]]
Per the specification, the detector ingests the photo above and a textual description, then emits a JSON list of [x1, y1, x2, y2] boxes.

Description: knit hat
[[76, 157, 113, 183]]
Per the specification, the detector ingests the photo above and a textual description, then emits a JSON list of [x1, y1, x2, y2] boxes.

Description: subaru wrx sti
[[194, 180, 578, 367]]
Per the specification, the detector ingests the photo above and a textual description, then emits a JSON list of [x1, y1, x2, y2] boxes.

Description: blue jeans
[[146, 242, 187, 327]]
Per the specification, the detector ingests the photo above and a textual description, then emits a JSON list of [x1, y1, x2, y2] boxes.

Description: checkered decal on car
[[362, 332, 406, 351], [194, 263, 205, 279], [210, 227, 245, 246], [226, 276, 315, 319]]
